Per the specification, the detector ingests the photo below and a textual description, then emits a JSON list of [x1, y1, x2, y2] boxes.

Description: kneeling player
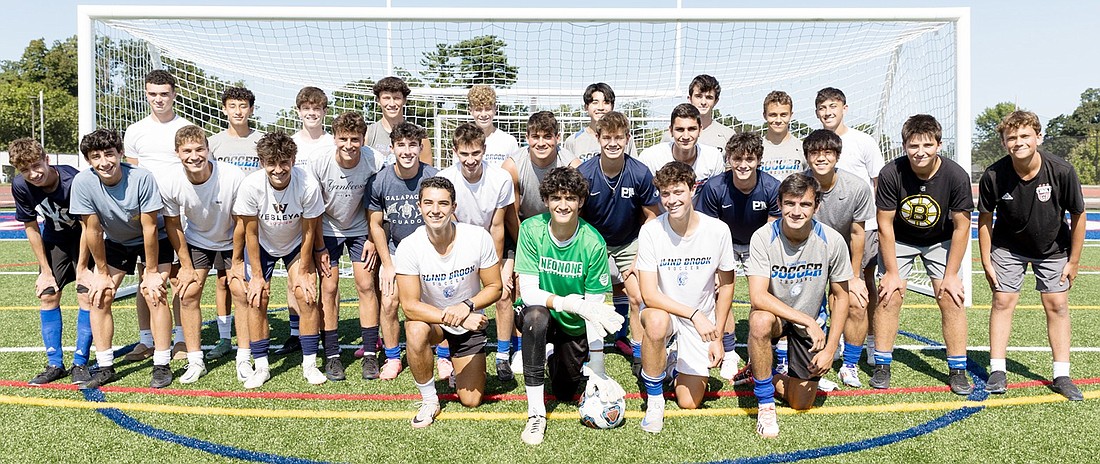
[[397, 177, 503, 428], [637, 161, 736, 433], [746, 174, 851, 438]]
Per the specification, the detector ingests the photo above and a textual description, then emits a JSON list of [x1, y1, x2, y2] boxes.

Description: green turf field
[[2, 240, 1099, 463]]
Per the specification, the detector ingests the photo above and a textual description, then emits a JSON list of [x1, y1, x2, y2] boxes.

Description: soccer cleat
[[731, 362, 754, 386], [380, 358, 403, 380], [869, 364, 891, 389], [179, 362, 207, 384], [361, 355, 380, 380], [171, 341, 188, 361], [1052, 376, 1084, 401], [817, 377, 839, 392], [236, 360, 255, 383], [521, 415, 547, 445], [838, 365, 862, 388], [82, 366, 116, 389], [437, 357, 454, 382], [496, 358, 515, 382], [303, 364, 328, 385], [150, 364, 174, 388], [274, 335, 302, 356], [123, 343, 153, 362], [640, 407, 665, 434], [70, 365, 92, 385], [244, 367, 270, 389], [948, 369, 972, 396], [324, 357, 346, 381], [410, 401, 441, 429], [719, 352, 741, 381], [205, 339, 233, 360], [29, 365, 67, 385], [756, 403, 779, 438], [985, 371, 1007, 394], [511, 351, 524, 375], [631, 357, 643, 379]]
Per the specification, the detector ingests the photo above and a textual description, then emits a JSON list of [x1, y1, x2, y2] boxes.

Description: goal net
[[79, 6, 971, 304]]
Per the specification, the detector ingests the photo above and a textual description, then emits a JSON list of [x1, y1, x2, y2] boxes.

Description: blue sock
[[612, 295, 629, 340], [40, 308, 63, 367], [361, 326, 379, 353], [842, 342, 862, 367], [384, 345, 401, 360], [300, 334, 320, 356], [641, 371, 666, 397], [251, 338, 270, 359], [512, 336, 522, 354], [497, 339, 511, 355], [754, 376, 776, 404], [631, 340, 642, 359], [289, 314, 300, 336], [947, 355, 967, 370], [874, 350, 893, 366], [322, 330, 340, 358], [74, 308, 92, 366], [435, 345, 451, 359], [775, 346, 788, 365], [722, 333, 737, 352]]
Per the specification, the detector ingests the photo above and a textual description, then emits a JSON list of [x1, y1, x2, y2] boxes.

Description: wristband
[[463, 299, 475, 311], [314, 247, 327, 253], [689, 309, 699, 320]]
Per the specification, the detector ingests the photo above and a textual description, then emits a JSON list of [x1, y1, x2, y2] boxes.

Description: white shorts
[[667, 311, 713, 378]]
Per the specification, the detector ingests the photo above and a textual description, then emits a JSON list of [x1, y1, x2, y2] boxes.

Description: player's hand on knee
[[809, 350, 832, 376], [176, 266, 201, 299], [141, 269, 167, 301], [849, 277, 869, 308], [89, 273, 115, 307], [938, 275, 965, 307], [315, 249, 332, 278], [246, 278, 266, 307], [1060, 262, 1078, 288], [35, 273, 60, 298], [362, 241, 378, 270], [379, 264, 397, 297], [878, 272, 904, 304]]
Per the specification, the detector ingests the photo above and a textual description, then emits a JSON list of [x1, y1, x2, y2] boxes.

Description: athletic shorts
[[105, 237, 174, 275], [44, 240, 92, 289], [990, 246, 1070, 293], [772, 321, 821, 382], [732, 243, 750, 271], [258, 246, 301, 282], [322, 235, 369, 267], [503, 234, 517, 261], [189, 245, 230, 271], [606, 240, 638, 285], [663, 310, 714, 378], [442, 327, 488, 358], [862, 230, 879, 270], [879, 239, 950, 281]]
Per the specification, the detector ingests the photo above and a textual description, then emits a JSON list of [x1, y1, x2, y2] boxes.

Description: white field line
[[4, 344, 1100, 353]]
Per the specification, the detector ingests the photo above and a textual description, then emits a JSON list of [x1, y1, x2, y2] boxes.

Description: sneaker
[[640, 407, 664, 434], [817, 377, 839, 392], [324, 357, 346, 381], [274, 335, 301, 356], [511, 351, 524, 375], [82, 366, 116, 389], [123, 343, 153, 362], [28, 365, 67, 385], [631, 356, 643, 379], [205, 339, 233, 360], [985, 371, 1007, 394], [362, 355, 380, 380], [437, 357, 454, 381], [869, 364, 891, 389], [380, 358, 402, 380], [775, 361, 788, 376], [496, 357, 515, 382], [150, 364, 173, 388], [731, 362, 754, 386], [948, 369, 972, 396], [244, 367, 270, 389], [1051, 376, 1083, 401], [410, 401, 441, 429], [719, 352, 741, 381], [756, 403, 779, 438], [236, 360, 255, 383], [70, 365, 92, 385], [303, 364, 328, 385], [838, 365, 862, 388], [521, 415, 547, 445], [171, 341, 188, 361], [179, 362, 207, 384]]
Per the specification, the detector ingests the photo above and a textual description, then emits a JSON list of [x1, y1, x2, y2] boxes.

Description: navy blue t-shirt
[[366, 162, 439, 248], [695, 170, 781, 245], [578, 156, 658, 247], [12, 165, 82, 243]]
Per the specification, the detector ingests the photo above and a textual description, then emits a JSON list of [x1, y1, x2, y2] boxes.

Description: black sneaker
[[325, 357, 346, 381], [70, 365, 92, 385], [150, 364, 173, 389], [362, 354, 380, 380], [948, 368, 972, 395], [631, 356, 643, 379], [28, 365, 67, 385], [496, 357, 514, 382], [82, 366, 116, 389], [985, 371, 1007, 394], [274, 335, 302, 356], [1051, 376, 1084, 401], [869, 364, 891, 389]]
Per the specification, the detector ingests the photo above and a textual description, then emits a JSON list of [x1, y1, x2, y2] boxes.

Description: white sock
[[1053, 361, 1070, 378], [187, 351, 204, 366], [303, 353, 317, 369], [236, 348, 251, 362], [152, 349, 171, 366], [173, 326, 184, 344], [646, 390, 664, 412], [217, 315, 233, 339], [526, 384, 546, 417], [97, 349, 115, 367], [416, 379, 439, 404], [255, 356, 269, 371], [990, 358, 1006, 373], [139, 329, 154, 347], [496, 351, 509, 361]]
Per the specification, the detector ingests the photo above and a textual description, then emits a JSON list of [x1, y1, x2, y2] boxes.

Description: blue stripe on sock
[[300, 335, 320, 356], [947, 355, 967, 370], [631, 340, 642, 359], [754, 376, 775, 404], [497, 339, 511, 355], [251, 339, 270, 359], [874, 350, 893, 366], [40, 308, 63, 367], [435, 345, 451, 358], [722, 332, 737, 352], [775, 348, 787, 365], [512, 336, 522, 353], [288, 314, 300, 329], [640, 371, 666, 397], [74, 308, 92, 366], [843, 342, 862, 366], [384, 345, 401, 360]]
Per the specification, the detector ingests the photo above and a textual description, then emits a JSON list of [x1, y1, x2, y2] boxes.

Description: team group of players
[[10, 70, 1085, 443]]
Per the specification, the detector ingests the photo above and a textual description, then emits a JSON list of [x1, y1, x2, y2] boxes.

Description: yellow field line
[[0, 390, 1092, 421]]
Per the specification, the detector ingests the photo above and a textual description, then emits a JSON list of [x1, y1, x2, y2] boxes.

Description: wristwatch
[[462, 299, 475, 311]]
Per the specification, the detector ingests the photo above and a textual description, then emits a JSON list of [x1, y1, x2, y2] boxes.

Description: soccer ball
[[578, 391, 626, 429]]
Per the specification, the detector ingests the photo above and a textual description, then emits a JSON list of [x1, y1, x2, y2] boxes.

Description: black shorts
[[322, 235, 369, 267], [44, 240, 92, 289], [773, 322, 821, 382], [189, 245, 231, 271], [105, 237, 174, 275], [258, 246, 301, 282], [443, 328, 487, 358], [502, 235, 517, 261]]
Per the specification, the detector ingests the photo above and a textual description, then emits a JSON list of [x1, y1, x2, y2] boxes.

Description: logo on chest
[[1036, 184, 1052, 203]]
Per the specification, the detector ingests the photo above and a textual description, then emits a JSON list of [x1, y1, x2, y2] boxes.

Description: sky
[[2, 0, 1097, 125]]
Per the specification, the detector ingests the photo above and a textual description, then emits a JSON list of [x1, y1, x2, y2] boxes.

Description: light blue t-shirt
[[70, 164, 166, 246]]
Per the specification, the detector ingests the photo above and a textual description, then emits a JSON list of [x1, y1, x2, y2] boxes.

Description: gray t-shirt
[[209, 130, 262, 175], [745, 220, 852, 337], [811, 169, 876, 247], [365, 121, 394, 165], [510, 147, 577, 220], [309, 147, 385, 237], [761, 135, 806, 181], [367, 163, 440, 248], [70, 164, 166, 246]]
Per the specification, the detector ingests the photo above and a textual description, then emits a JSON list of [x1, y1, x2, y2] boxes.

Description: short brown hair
[[8, 138, 47, 171], [256, 132, 297, 165], [467, 85, 497, 108], [527, 111, 559, 136], [295, 86, 328, 109], [815, 87, 846, 107], [80, 129, 124, 158], [779, 173, 822, 207], [901, 114, 942, 144], [763, 90, 793, 113], [594, 111, 629, 136], [391, 122, 427, 146], [670, 103, 701, 126], [174, 125, 208, 151], [653, 161, 696, 192], [996, 110, 1042, 139], [222, 86, 255, 106], [373, 76, 411, 98], [145, 70, 176, 90], [802, 129, 842, 158], [688, 74, 721, 100], [452, 122, 486, 150], [725, 132, 764, 162], [332, 112, 368, 136]]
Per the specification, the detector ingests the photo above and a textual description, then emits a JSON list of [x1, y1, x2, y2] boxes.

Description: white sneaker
[[303, 364, 328, 385], [521, 415, 546, 445], [236, 360, 255, 383], [756, 403, 779, 438], [410, 401, 441, 429], [179, 362, 207, 384], [244, 367, 270, 389], [510, 351, 524, 375], [665, 349, 678, 380], [838, 365, 862, 388], [817, 377, 839, 392], [640, 406, 664, 434], [545, 343, 554, 360], [719, 351, 742, 380], [437, 357, 454, 382]]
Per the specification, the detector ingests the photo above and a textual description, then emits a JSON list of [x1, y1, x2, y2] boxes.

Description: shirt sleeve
[[160, 178, 181, 217], [828, 231, 854, 282], [977, 168, 997, 214], [367, 171, 384, 212], [863, 135, 885, 179], [634, 224, 657, 272], [1061, 162, 1086, 215], [513, 220, 539, 276], [12, 179, 37, 223], [638, 168, 659, 207], [137, 171, 164, 214], [301, 175, 325, 219], [854, 181, 876, 222], [694, 181, 720, 218], [583, 233, 612, 295], [232, 180, 259, 216], [765, 175, 781, 217], [875, 163, 899, 211], [949, 163, 975, 212], [478, 227, 500, 268], [68, 173, 95, 216], [716, 224, 737, 272], [392, 236, 417, 275], [496, 172, 515, 208]]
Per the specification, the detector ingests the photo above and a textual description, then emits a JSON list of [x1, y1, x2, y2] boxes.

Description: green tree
[[421, 35, 519, 90], [0, 38, 80, 153], [972, 102, 1020, 170], [1067, 130, 1100, 184]]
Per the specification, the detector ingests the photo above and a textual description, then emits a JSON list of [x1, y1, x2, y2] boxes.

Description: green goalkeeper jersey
[[514, 213, 612, 336]]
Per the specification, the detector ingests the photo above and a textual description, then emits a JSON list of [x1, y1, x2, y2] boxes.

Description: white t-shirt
[[209, 130, 263, 175], [159, 161, 246, 252], [292, 132, 335, 166], [233, 167, 324, 257], [761, 135, 806, 181], [308, 148, 385, 237], [483, 129, 520, 168], [124, 114, 193, 175], [393, 222, 499, 334], [439, 163, 515, 231], [639, 142, 726, 184], [837, 127, 885, 230], [635, 212, 736, 318]]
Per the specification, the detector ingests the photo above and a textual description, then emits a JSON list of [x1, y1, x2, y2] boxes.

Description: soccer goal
[[78, 6, 971, 305]]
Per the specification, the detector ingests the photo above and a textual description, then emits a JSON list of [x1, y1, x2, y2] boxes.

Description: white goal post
[[78, 6, 971, 305]]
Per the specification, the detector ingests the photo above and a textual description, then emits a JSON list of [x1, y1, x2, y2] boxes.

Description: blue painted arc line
[[81, 388, 336, 464], [897, 330, 991, 401]]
